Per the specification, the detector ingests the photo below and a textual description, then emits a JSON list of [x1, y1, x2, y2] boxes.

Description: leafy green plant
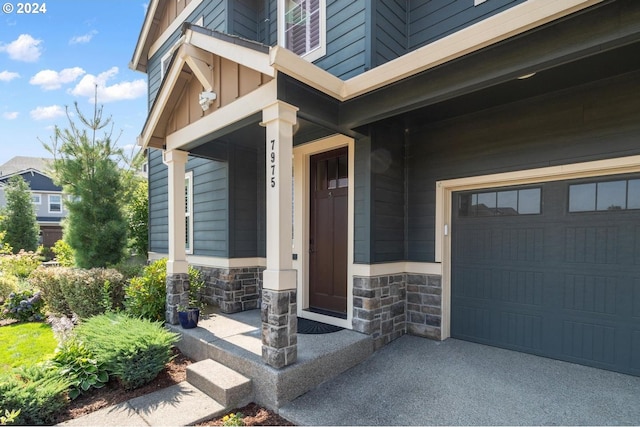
[[0, 250, 42, 279], [187, 266, 205, 310], [73, 313, 178, 390], [51, 239, 74, 267], [222, 412, 245, 426], [0, 408, 20, 425], [50, 339, 109, 400], [0, 364, 70, 425], [124, 258, 167, 321], [1, 289, 44, 322]]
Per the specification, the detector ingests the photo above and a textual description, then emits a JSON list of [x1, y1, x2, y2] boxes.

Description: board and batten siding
[[405, 70, 640, 263], [147, 0, 228, 108]]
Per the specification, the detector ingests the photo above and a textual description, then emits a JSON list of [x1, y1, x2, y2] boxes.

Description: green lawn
[[0, 322, 58, 371]]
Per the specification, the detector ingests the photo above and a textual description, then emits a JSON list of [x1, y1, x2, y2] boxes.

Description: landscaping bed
[[52, 347, 293, 426]]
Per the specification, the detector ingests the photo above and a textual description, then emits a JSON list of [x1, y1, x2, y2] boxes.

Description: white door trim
[[293, 134, 355, 329], [436, 155, 640, 340]]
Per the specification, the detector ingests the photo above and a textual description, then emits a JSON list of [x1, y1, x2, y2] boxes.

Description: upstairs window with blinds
[[280, 0, 326, 62]]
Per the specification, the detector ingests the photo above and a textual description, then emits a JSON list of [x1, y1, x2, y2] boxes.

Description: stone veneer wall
[[352, 273, 442, 349], [166, 273, 190, 325], [352, 274, 406, 350], [193, 266, 264, 313], [261, 289, 297, 368], [406, 274, 442, 340]]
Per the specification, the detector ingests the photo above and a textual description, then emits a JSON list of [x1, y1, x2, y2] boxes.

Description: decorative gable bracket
[[181, 44, 216, 111]]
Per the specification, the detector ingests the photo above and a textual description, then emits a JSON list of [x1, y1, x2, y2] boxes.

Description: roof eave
[[130, 0, 160, 73]]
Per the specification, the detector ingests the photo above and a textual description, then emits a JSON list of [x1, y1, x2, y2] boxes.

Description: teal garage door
[[451, 175, 640, 376]]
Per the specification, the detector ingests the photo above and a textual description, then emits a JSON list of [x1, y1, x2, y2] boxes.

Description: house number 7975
[[270, 139, 276, 188]]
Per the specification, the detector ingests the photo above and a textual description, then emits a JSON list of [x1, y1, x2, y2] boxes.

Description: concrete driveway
[[279, 336, 640, 425]]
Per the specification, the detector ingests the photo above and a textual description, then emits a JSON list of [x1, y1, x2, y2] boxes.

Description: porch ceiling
[[186, 115, 336, 161], [336, 0, 640, 133]]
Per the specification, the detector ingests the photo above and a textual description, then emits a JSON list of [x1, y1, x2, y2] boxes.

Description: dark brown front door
[[309, 147, 348, 316]]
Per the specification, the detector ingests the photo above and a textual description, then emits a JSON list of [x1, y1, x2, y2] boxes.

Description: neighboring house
[[0, 157, 65, 248], [131, 0, 640, 376]]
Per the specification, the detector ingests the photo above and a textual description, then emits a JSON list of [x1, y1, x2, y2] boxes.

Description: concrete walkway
[[59, 383, 225, 426], [279, 336, 640, 426]]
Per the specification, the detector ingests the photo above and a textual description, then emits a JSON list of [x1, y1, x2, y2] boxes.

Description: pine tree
[[44, 97, 128, 268], [0, 175, 40, 253]]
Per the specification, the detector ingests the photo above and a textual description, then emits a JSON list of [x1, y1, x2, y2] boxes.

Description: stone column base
[[261, 289, 297, 368], [166, 273, 190, 325]]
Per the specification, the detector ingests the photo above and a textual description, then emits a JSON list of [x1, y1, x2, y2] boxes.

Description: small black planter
[[178, 308, 200, 329]]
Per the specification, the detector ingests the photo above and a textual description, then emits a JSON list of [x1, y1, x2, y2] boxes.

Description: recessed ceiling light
[[517, 72, 536, 80]]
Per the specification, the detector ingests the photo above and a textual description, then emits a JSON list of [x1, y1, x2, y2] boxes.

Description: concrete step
[[187, 359, 253, 408]]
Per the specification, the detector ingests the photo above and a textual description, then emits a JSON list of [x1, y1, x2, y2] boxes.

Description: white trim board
[[293, 134, 355, 330], [148, 252, 266, 269]]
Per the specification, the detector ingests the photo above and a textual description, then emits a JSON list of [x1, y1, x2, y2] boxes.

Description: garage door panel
[[564, 226, 619, 264], [562, 274, 617, 315], [561, 320, 617, 365], [453, 267, 545, 306], [452, 177, 640, 376], [455, 225, 544, 264], [452, 304, 545, 352]]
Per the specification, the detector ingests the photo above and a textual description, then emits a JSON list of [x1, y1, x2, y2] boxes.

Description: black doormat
[[297, 317, 344, 334]]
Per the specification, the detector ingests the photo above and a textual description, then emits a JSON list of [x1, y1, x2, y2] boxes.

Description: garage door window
[[458, 187, 541, 217], [569, 178, 640, 212]]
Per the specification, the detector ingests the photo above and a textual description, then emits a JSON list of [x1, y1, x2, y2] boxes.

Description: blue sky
[[0, 1, 149, 167]]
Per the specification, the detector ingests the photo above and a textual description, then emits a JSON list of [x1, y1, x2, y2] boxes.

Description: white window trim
[[277, 0, 326, 63], [185, 171, 194, 255], [161, 49, 172, 80], [48, 194, 62, 214], [474, 0, 488, 5], [32, 194, 41, 204]]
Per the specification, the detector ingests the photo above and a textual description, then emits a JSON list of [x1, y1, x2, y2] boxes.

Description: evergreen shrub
[[0, 365, 70, 425], [74, 313, 178, 390]]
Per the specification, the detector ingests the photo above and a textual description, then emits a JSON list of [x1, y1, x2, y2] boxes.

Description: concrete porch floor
[[166, 307, 373, 409]]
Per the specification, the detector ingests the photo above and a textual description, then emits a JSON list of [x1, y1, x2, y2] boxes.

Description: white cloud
[[0, 71, 20, 82], [30, 67, 86, 90], [0, 34, 43, 62], [2, 111, 19, 120], [69, 30, 98, 45], [30, 105, 65, 120], [69, 67, 146, 103]]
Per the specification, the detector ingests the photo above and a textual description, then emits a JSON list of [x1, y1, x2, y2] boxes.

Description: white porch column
[[260, 101, 298, 368], [163, 149, 190, 324]]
